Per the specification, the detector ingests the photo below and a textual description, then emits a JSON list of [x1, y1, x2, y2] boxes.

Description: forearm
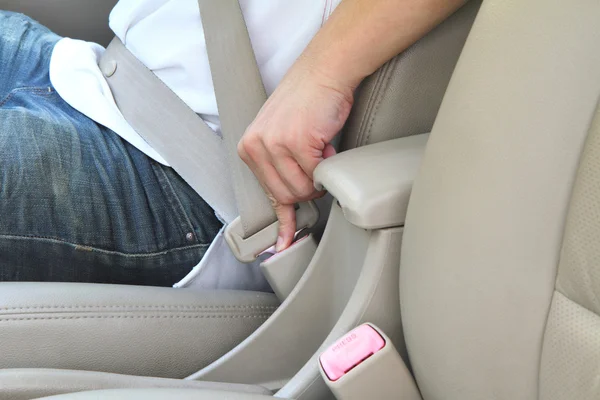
[[298, 0, 468, 91], [242, 0, 469, 248]]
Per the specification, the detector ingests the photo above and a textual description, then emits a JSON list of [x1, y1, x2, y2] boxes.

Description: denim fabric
[[0, 12, 222, 286]]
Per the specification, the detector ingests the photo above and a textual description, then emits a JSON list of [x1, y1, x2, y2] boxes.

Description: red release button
[[319, 324, 386, 381]]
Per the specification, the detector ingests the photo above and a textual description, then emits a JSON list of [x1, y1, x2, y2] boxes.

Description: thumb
[[274, 203, 296, 252], [322, 143, 337, 159]]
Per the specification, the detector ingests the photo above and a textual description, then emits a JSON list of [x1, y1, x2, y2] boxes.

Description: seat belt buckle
[[319, 324, 422, 400], [224, 201, 320, 263], [260, 233, 318, 301]]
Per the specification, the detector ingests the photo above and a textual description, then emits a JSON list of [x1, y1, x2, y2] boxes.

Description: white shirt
[[49, 0, 341, 166]]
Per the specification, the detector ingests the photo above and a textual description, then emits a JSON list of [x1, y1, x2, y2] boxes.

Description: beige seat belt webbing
[[198, 0, 276, 238], [99, 38, 238, 224], [199, 0, 318, 264], [101, 2, 319, 263]]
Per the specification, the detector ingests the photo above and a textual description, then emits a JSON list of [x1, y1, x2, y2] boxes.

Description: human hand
[[238, 64, 354, 252]]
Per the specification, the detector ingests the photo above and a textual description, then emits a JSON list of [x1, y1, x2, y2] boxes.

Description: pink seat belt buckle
[[319, 324, 386, 382]]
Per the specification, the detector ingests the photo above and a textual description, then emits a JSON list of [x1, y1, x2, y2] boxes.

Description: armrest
[[314, 134, 428, 229], [39, 388, 279, 400], [0, 283, 278, 379]]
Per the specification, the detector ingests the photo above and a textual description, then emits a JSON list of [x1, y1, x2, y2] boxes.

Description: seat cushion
[[38, 388, 277, 400], [0, 283, 278, 378], [0, 369, 272, 400]]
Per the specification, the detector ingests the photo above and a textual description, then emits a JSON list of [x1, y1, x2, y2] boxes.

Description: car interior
[[0, 0, 598, 399]]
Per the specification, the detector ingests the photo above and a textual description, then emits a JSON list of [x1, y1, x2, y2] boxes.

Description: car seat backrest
[[0, 0, 118, 45], [340, 0, 481, 150], [400, 0, 600, 399]]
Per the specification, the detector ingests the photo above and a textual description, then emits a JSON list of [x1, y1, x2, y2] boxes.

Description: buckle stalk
[[224, 201, 320, 263]]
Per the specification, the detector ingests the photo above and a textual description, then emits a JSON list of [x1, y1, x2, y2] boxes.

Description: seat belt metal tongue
[[199, 0, 319, 262], [225, 202, 320, 263]]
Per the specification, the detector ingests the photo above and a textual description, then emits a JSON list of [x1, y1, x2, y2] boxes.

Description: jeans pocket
[[150, 162, 222, 247], [0, 86, 55, 109]]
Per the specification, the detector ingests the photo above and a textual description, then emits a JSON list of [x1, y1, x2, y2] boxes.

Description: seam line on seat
[[356, 63, 388, 147], [554, 288, 600, 318], [0, 315, 272, 322], [0, 305, 278, 312], [364, 58, 398, 145]]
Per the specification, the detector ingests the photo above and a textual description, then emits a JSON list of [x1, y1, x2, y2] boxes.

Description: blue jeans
[[0, 12, 222, 286]]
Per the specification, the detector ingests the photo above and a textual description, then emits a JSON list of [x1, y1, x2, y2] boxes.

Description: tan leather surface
[[0, 283, 278, 379], [0, 369, 271, 400], [556, 105, 600, 316], [340, 0, 480, 150], [538, 104, 600, 400], [191, 204, 373, 385], [540, 293, 600, 400], [0, 0, 117, 45], [277, 226, 405, 400], [400, 0, 600, 398], [37, 388, 276, 400], [314, 134, 427, 229]]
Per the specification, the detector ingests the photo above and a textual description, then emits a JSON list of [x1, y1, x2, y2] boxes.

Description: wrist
[[293, 52, 359, 107]]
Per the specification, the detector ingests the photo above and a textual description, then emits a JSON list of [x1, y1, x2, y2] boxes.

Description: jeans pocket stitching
[[0, 233, 209, 258], [151, 163, 202, 245], [0, 86, 54, 108]]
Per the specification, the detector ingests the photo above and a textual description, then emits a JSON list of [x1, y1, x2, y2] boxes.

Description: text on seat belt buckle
[[224, 201, 319, 263], [319, 324, 422, 400], [320, 324, 385, 381]]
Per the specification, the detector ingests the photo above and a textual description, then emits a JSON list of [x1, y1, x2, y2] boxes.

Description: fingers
[[291, 143, 324, 180], [239, 135, 322, 204], [239, 130, 332, 254], [272, 200, 296, 252], [290, 135, 337, 179], [322, 143, 337, 159], [271, 154, 319, 201]]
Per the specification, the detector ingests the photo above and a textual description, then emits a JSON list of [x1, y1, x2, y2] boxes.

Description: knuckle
[[300, 179, 315, 196], [264, 136, 281, 154], [240, 136, 260, 159], [267, 193, 280, 208], [291, 181, 314, 199], [306, 131, 326, 150], [269, 191, 291, 208], [237, 139, 248, 159], [280, 193, 296, 205]]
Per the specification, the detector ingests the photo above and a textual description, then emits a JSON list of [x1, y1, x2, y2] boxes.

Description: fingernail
[[275, 236, 285, 252]]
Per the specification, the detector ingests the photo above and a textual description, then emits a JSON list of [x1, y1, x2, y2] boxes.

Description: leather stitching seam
[[363, 57, 398, 146], [355, 66, 386, 147], [0, 305, 278, 312], [0, 315, 272, 322]]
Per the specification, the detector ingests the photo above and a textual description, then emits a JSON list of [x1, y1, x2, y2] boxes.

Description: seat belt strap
[[198, 0, 319, 263], [198, 0, 276, 238], [99, 38, 238, 224], [100, 2, 320, 263]]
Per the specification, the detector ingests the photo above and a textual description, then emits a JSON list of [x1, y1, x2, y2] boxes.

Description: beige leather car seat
[[0, 1, 482, 399], [400, 0, 600, 398], [27, 0, 600, 398]]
